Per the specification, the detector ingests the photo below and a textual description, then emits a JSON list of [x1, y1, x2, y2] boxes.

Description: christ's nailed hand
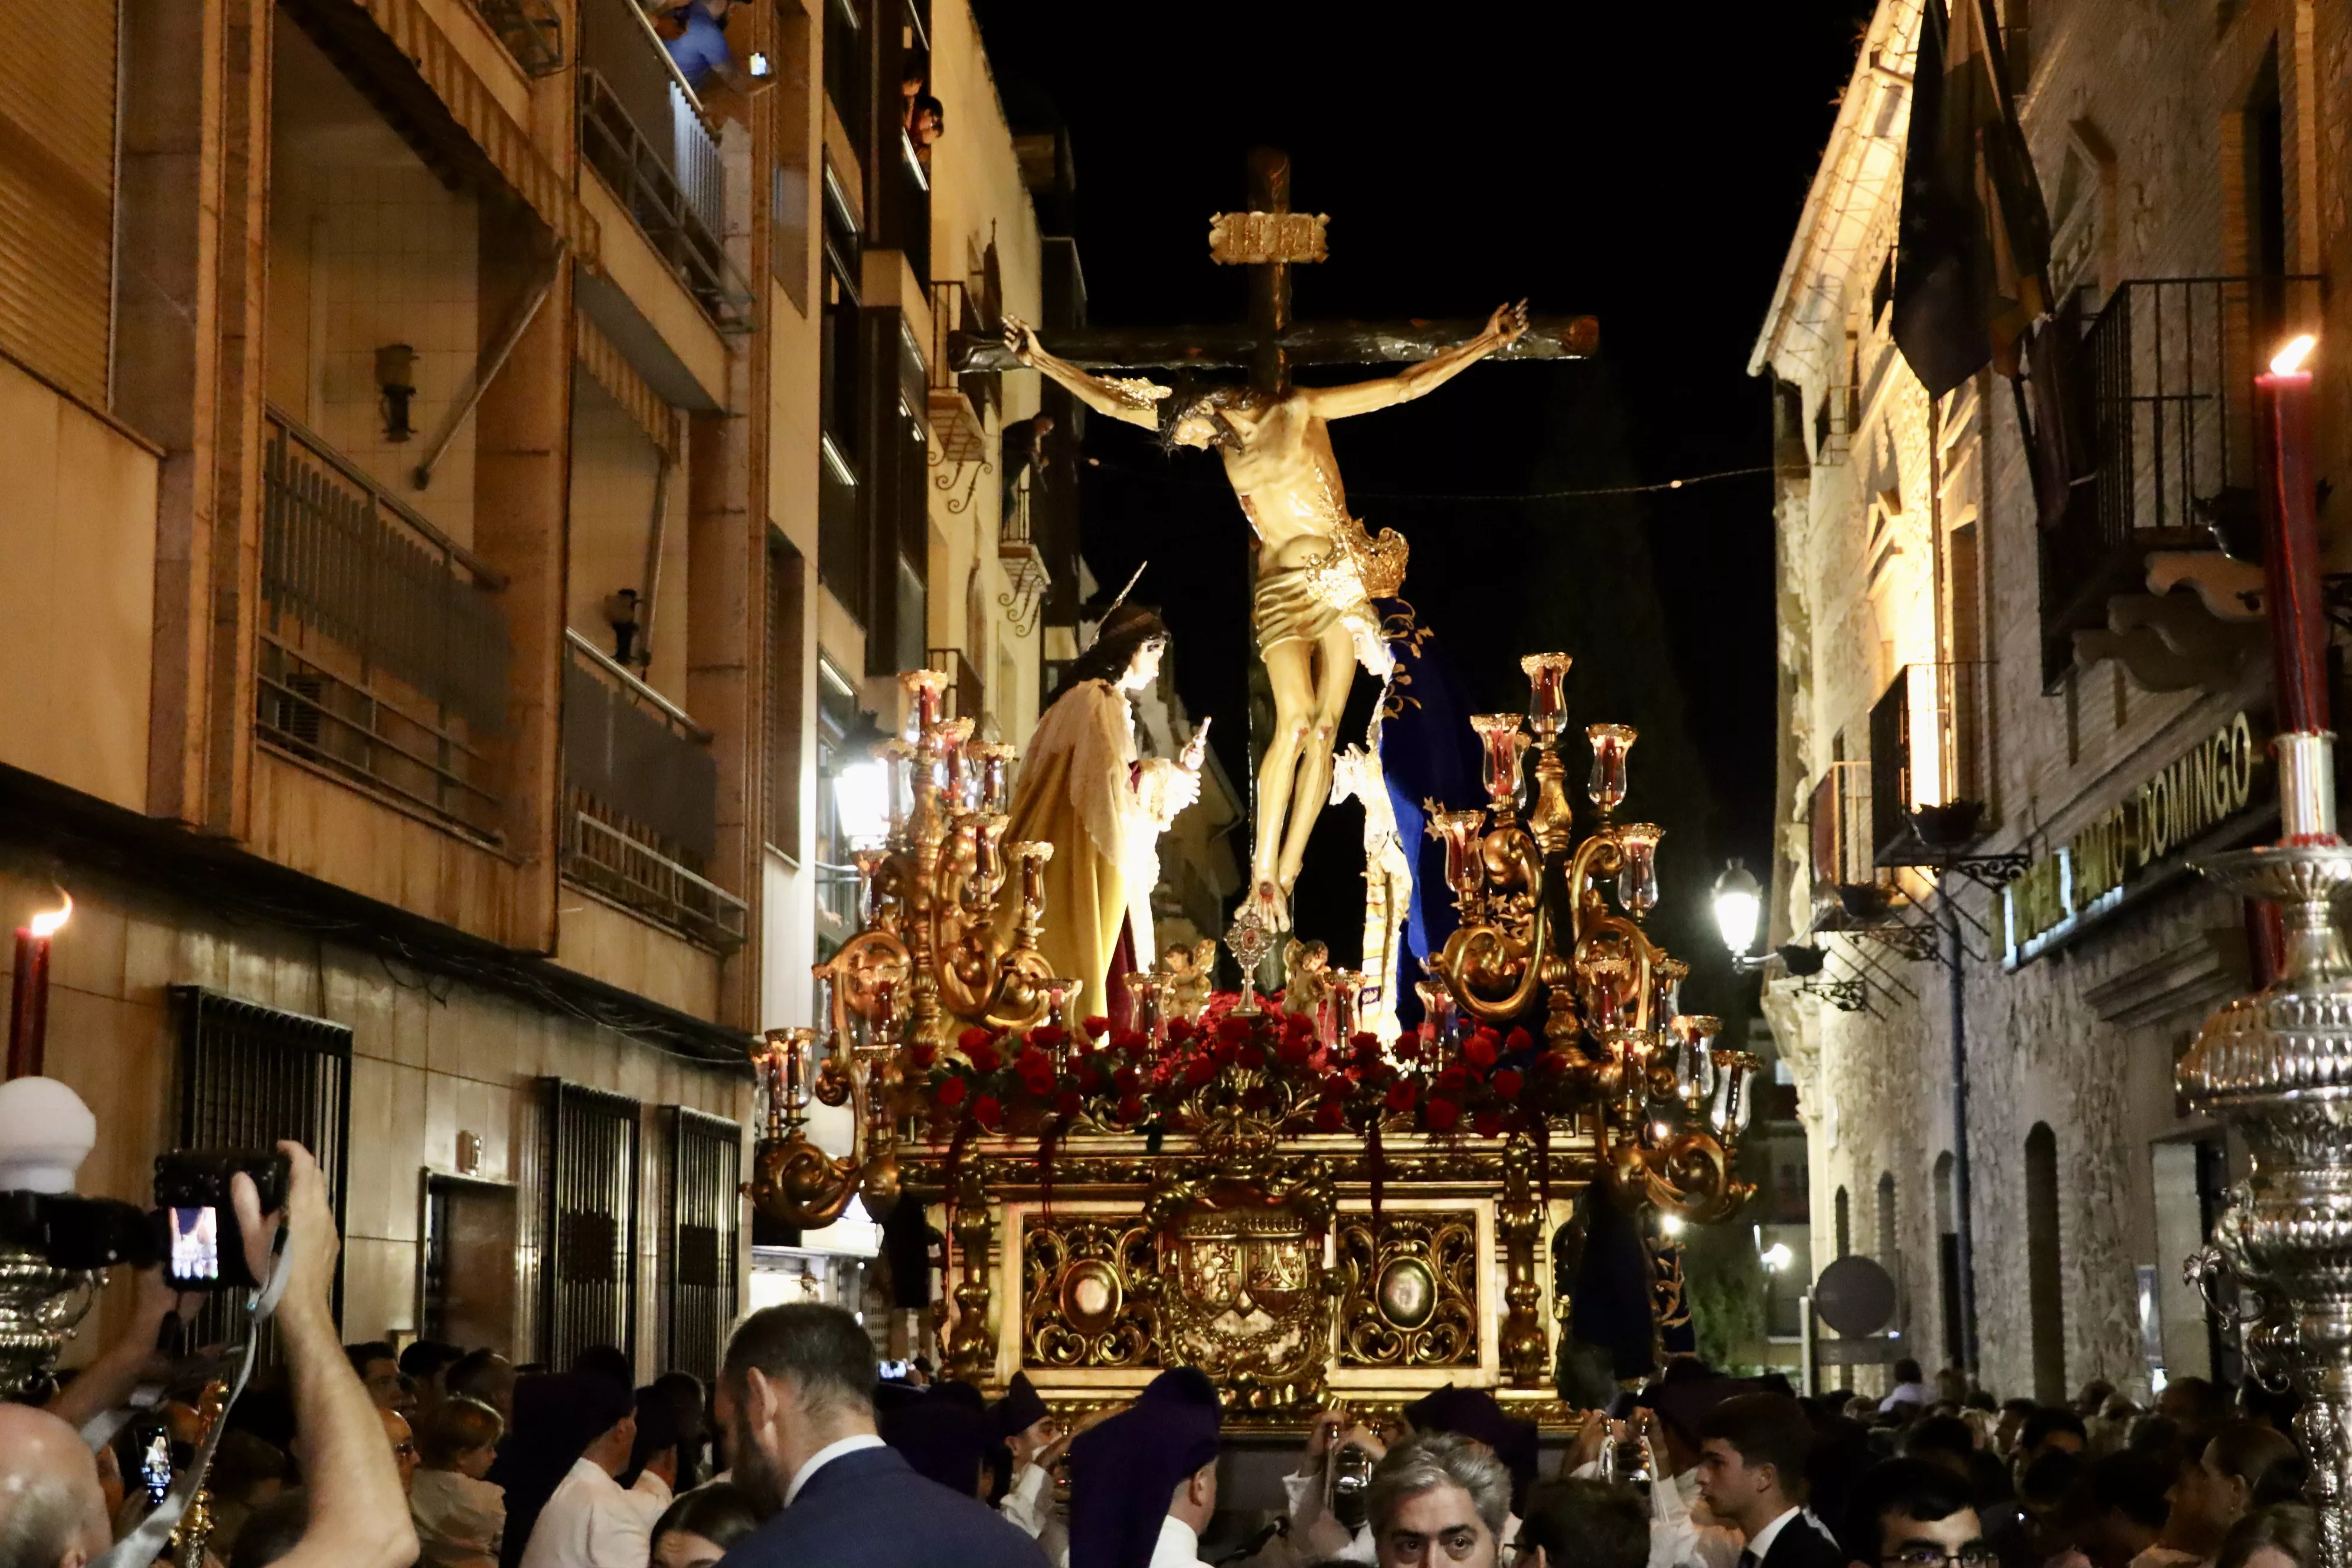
[[1003, 314, 1037, 362], [1489, 299, 1530, 346]]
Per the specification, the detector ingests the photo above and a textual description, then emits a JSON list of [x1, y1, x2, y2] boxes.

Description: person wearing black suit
[[1695, 1393, 1848, 1568], [713, 1304, 1047, 1568]]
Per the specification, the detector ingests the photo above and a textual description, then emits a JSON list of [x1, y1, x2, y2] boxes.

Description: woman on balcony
[[1002, 602, 1201, 1023]]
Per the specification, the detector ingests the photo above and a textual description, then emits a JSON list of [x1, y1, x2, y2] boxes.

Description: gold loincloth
[[1252, 521, 1407, 653]]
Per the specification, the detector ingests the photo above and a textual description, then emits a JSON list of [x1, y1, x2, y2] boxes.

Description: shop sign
[[2002, 713, 2264, 967]]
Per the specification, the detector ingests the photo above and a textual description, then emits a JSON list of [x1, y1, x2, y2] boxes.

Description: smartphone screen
[[141, 1432, 172, 1504], [168, 1205, 221, 1285]]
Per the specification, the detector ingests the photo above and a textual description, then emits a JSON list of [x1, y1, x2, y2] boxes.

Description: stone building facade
[[1752, 0, 2349, 1400]]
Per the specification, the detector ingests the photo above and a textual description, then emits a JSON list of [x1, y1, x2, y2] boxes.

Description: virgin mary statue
[[1004, 603, 1200, 1019]]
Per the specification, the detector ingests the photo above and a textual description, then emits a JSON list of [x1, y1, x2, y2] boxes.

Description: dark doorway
[[2026, 1123, 2066, 1402], [423, 1175, 519, 1354]]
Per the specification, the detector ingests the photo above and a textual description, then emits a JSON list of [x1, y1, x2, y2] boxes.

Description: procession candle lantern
[[6, 893, 69, 1082], [934, 718, 976, 811], [1415, 974, 1454, 1048], [782, 1028, 816, 1118], [1122, 972, 1158, 1041], [1469, 715, 1531, 815], [1587, 724, 1637, 815], [971, 743, 1014, 816], [878, 740, 916, 836], [904, 668, 946, 737], [1521, 653, 1572, 741], [1426, 811, 1488, 909], [1332, 971, 1365, 1043], [1614, 824, 1663, 916]]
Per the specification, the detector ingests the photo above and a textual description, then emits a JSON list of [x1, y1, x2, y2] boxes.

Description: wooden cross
[[953, 148, 1598, 386]]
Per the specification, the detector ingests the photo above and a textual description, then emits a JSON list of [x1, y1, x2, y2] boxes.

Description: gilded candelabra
[[747, 667, 1057, 1228], [1425, 653, 1759, 1221]]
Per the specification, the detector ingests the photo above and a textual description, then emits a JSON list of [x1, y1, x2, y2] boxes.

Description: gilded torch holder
[[2180, 729, 2352, 1566]]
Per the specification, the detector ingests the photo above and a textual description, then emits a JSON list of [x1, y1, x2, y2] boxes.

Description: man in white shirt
[[518, 1379, 646, 1568], [1880, 1358, 1934, 1415]]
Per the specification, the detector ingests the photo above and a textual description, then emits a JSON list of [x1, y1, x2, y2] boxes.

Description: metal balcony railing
[[576, 0, 751, 331], [1807, 760, 1874, 897], [927, 278, 998, 426], [2040, 274, 2323, 681], [561, 631, 743, 949], [466, 0, 563, 74], [259, 407, 509, 835], [1870, 662, 1992, 866]]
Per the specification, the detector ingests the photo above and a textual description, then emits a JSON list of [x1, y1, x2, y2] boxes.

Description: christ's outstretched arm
[[1003, 316, 1167, 430], [1301, 300, 1529, 420]]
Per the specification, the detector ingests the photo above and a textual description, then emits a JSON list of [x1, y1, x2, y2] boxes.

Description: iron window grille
[[664, 1108, 741, 1383], [540, 1079, 642, 1370]]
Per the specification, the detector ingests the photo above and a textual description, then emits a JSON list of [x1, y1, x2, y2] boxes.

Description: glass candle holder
[[1122, 972, 1158, 1040], [1521, 653, 1573, 741], [1614, 824, 1662, 915], [1671, 1015, 1720, 1112], [1331, 970, 1366, 1042], [901, 667, 946, 737], [971, 742, 1015, 815], [1652, 956, 1689, 1032], [1587, 724, 1637, 814], [1426, 810, 1488, 907], [1415, 972, 1456, 1046], [879, 739, 917, 836], [1469, 714, 1531, 813]]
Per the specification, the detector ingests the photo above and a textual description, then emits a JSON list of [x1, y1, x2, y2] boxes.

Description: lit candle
[[1614, 825, 1662, 916], [2256, 335, 2325, 734], [1468, 715, 1531, 816], [1521, 653, 1572, 738], [1587, 724, 1637, 814], [6, 893, 70, 1081]]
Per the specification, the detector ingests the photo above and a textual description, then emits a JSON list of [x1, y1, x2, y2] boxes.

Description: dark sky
[[971, 2, 1871, 969]]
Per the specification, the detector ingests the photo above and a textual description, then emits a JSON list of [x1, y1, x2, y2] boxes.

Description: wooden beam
[[950, 315, 1600, 374]]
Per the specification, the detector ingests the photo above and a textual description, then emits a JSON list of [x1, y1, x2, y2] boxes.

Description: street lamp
[[1760, 1241, 1794, 1272], [832, 712, 892, 850], [1712, 859, 1765, 972]]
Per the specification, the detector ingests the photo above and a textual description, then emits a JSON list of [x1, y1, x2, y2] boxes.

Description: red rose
[[1505, 1026, 1534, 1054], [1436, 1064, 1469, 1092], [935, 1076, 968, 1109], [1493, 1068, 1524, 1099], [1385, 1079, 1418, 1112], [1474, 1108, 1503, 1138], [1014, 1047, 1051, 1077], [1283, 1010, 1314, 1037], [972, 1094, 1003, 1131], [1209, 1038, 1239, 1068], [1314, 1100, 1347, 1132], [1425, 1097, 1461, 1132], [1021, 1070, 1056, 1099], [1276, 1033, 1315, 1066], [957, 1026, 995, 1052], [1239, 1043, 1267, 1070], [1082, 1015, 1111, 1041], [1394, 1033, 1423, 1061], [1029, 1024, 1067, 1050], [1055, 1089, 1082, 1118], [908, 1042, 937, 1070], [965, 1038, 1002, 1074], [1110, 1028, 1148, 1056], [1167, 1018, 1197, 1044], [1113, 1065, 1141, 1094], [1217, 1015, 1252, 1043], [1350, 1031, 1380, 1054], [1116, 1095, 1144, 1123], [1463, 1030, 1500, 1069], [1183, 1056, 1217, 1087], [1319, 1073, 1351, 1102]]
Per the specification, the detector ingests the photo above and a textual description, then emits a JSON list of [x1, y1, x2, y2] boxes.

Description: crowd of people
[[0, 1155, 2324, 1568]]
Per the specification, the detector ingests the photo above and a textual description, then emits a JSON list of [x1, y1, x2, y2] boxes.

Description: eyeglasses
[[1884, 1548, 2000, 1568]]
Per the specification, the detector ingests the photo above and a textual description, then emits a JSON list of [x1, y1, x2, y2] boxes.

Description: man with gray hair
[[1366, 1431, 1513, 1568]]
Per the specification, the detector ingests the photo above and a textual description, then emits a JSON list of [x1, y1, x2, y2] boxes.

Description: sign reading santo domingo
[[2003, 713, 2263, 966]]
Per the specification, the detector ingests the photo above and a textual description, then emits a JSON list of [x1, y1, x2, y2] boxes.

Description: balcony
[[466, 0, 563, 74], [1806, 760, 1873, 921], [1868, 662, 1991, 866], [2039, 275, 2322, 684], [258, 408, 509, 839], [576, 0, 752, 331], [925, 279, 993, 477], [560, 631, 746, 949]]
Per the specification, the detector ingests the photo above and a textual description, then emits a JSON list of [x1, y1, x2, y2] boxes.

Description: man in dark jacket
[[716, 1305, 1044, 1568]]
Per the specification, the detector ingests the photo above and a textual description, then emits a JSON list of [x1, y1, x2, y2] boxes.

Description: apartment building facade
[[1751, 0, 2346, 1400], [0, 0, 1083, 1379]]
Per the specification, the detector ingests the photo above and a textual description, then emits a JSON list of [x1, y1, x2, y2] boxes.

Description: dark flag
[[1892, 0, 2053, 397]]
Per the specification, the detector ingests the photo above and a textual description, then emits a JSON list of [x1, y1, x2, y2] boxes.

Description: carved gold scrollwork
[[1145, 1157, 1342, 1413], [1020, 1219, 1160, 1369], [1335, 1214, 1479, 1367]]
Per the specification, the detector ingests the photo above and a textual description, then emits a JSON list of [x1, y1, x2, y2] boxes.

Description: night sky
[[971, 3, 1873, 992]]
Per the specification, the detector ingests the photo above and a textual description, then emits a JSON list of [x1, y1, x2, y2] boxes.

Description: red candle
[[2256, 335, 2325, 734], [6, 896, 69, 1080]]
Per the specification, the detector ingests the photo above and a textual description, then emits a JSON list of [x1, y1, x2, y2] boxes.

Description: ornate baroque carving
[[1021, 1218, 1161, 1369], [1335, 1213, 1478, 1367]]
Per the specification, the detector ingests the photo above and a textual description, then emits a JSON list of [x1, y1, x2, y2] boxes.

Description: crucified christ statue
[[1006, 300, 1527, 927]]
